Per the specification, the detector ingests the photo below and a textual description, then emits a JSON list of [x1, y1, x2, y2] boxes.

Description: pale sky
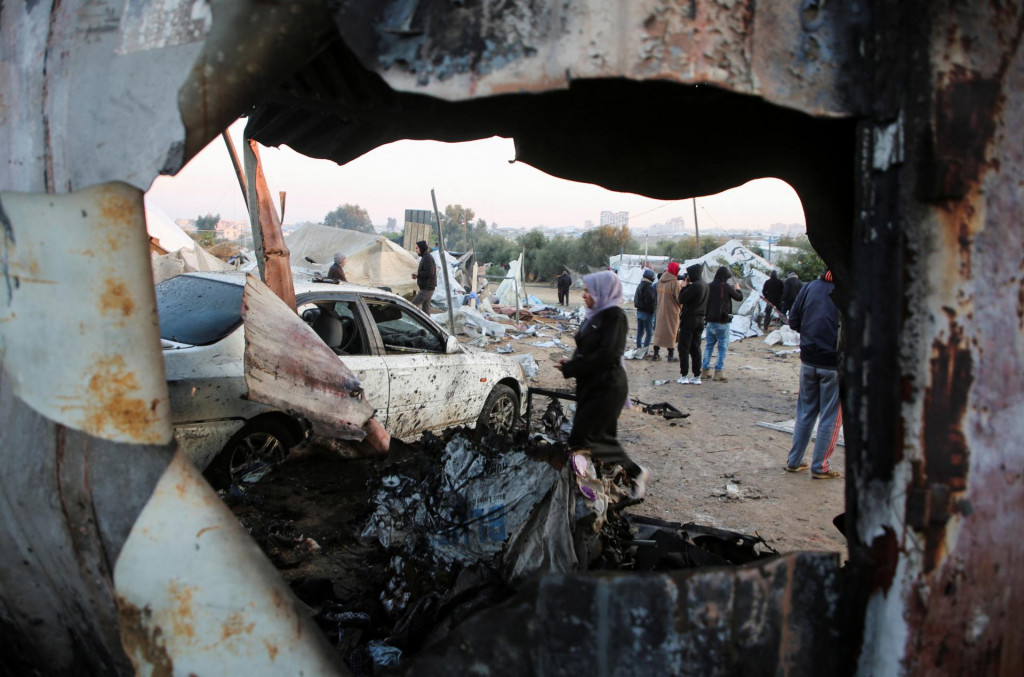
[[146, 119, 805, 233]]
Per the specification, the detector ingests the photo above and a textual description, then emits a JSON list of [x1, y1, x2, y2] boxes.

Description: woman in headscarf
[[652, 261, 682, 361], [556, 271, 650, 498]]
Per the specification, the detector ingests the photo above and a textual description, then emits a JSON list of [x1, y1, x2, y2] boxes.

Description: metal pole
[[692, 198, 701, 255], [430, 189, 457, 336], [222, 130, 248, 209]]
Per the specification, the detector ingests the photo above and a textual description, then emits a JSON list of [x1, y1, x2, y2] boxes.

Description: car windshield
[[155, 275, 244, 345]]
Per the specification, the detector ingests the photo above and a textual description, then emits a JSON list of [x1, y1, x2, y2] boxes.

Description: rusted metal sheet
[[0, 1, 1022, 675], [851, 3, 1024, 676], [407, 552, 846, 676], [328, 0, 868, 117], [243, 139, 297, 308], [0, 183, 170, 444], [241, 274, 384, 451], [114, 451, 347, 675]]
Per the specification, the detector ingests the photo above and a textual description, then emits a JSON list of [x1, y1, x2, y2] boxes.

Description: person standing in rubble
[[411, 240, 437, 312], [761, 269, 784, 330], [651, 261, 682, 361], [785, 269, 843, 479], [676, 263, 709, 384], [557, 269, 572, 306], [328, 252, 348, 281], [633, 268, 656, 354], [781, 271, 802, 317], [556, 270, 650, 499]]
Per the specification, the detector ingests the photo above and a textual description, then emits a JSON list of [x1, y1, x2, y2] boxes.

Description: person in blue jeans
[[633, 268, 656, 354], [701, 266, 742, 381], [785, 270, 843, 479]]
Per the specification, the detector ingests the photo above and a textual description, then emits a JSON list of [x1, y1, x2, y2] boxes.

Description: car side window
[[299, 300, 366, 355], [367, 300, 444, 354]]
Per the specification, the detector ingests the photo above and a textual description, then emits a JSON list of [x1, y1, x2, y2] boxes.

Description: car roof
[[177, 270, 409, 303]]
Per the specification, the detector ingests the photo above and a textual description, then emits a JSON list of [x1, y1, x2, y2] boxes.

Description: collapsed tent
[[493, 253, 526, 307], [285, 223, 419, 295], [146, 206, 234, 283]]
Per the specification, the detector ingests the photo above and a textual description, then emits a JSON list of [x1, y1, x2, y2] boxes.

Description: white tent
[[284, 224, 419, 295], [145, 205, 233, 283]]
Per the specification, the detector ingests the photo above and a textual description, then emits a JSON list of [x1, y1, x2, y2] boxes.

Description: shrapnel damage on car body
[[1, 1, 1022, 676]]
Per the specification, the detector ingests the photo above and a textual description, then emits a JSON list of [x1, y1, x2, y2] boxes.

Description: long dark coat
[[561, 306, 630, 463]]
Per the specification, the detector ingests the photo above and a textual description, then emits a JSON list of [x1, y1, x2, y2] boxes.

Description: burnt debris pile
[[226, 429, 777, 674]]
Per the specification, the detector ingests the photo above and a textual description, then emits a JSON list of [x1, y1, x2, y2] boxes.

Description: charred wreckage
[[1, 1, 1021, 676]]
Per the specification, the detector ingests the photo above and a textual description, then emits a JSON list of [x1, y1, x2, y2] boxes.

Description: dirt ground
[[516, 282, 847, 556]]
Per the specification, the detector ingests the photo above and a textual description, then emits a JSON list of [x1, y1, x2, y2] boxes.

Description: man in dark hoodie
[[676, 263, 709, 384], [781, 271, 802, 316], [785, 270, 843, 479], [410, 240, 437, 312], [761, 269, 784, 330], [701, 266, 743, 381], [633, 268, 656, 353]]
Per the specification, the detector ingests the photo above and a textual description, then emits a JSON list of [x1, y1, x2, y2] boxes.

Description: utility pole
[[692, 198, 701, 255], [430, 189, 456, 336]]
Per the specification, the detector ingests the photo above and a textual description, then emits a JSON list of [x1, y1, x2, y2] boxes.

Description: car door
[[361, 296, 475, 438], [297, 295, 391, 427]]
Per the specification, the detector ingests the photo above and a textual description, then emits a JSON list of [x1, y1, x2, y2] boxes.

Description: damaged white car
[[157, 272, 528, 486]]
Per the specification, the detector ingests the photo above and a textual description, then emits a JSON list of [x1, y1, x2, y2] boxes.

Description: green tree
[[516, 229, 546, 280], [195, 213, 220, 232], [439, 204, 476, 250], [323, 204, 374, 233], [574, 225, 638, 270], [534, 235, 576, 281], [189, 231, 216, 248], [776, 235, 827, 281]]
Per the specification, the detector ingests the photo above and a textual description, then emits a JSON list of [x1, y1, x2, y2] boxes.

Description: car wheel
[[204, 419, 296, 489], [476, 384, 518, 438]]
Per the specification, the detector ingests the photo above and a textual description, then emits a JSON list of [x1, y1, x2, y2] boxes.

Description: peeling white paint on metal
[[856, 554, 912, 677], [0, 183, 171, 444], [872, 113, 905, 171], [114, 451, 345, 675]]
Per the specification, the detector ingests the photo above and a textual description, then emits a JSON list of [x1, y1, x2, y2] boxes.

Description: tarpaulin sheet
[[285, 223, 419, 294]]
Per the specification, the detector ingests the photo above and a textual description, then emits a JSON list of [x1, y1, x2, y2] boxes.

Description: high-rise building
[[600, 211, 629, 227]]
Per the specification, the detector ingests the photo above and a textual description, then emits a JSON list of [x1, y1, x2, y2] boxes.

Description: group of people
[[556, 262, 841, 505], [634, 262, 744, 385]]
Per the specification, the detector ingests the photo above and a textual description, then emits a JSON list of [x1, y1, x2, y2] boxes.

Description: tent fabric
[[285, 224, 419, 294], [494, 254, 525, 307], [146, 205, 233, 283], [145, 205, 196, 254]]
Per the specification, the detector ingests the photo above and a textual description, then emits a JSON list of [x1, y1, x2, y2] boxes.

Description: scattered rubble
[[225, 425, 780, 675]]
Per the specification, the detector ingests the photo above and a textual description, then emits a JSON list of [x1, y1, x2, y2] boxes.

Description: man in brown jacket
[[651, 262, 682, 361]]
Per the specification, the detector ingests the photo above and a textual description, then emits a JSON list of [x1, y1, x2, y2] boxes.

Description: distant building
[[600, 210, 629, 227]]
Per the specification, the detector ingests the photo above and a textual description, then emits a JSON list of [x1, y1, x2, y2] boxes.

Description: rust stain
[[116, 597, 174, 677], [168, 580, 197, 641], [918, 312, 973, 572], [98, 187, 136, 252], [78, 354, 161, 442], [220, 612, 255, 640], [263, 638, 279, 661], [99, 277, 134, 317], [196, 525, 222, 539]]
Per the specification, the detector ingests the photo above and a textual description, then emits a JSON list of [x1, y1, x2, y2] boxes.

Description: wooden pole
[[430, 189, 457, 335]]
